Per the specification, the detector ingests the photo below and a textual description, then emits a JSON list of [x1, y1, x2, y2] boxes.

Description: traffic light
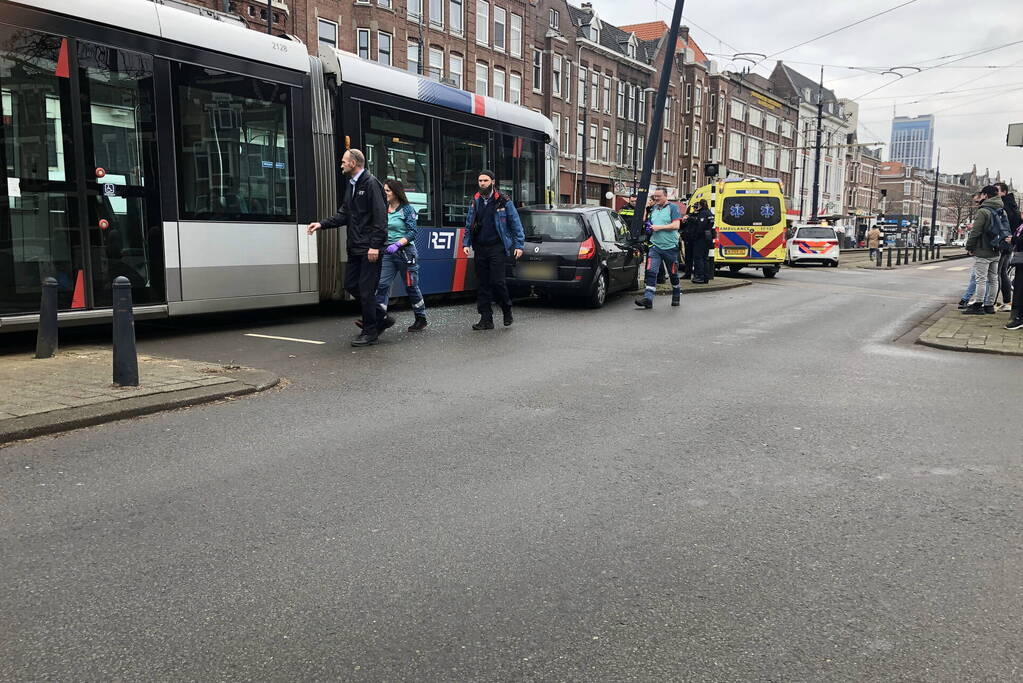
[[703, 161, 719, 178]]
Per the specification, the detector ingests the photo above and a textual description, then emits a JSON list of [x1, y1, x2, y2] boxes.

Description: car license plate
[[724, 247, 748, 256], [517, 262, 556, 280]]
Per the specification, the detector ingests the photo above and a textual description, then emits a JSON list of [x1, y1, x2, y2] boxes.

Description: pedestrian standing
[[689, 199, 715, 284], [963, 185, 1005, 315], [1007, 210, 1023, 330], [307, 149, 387, 346], [680, 206, 698, 280], [995, 182, 1020, 311], [635, 187, 683, 309], [867, 225, 881, 260], [374, 179, 429, 332], [461, 170, 524, 330]]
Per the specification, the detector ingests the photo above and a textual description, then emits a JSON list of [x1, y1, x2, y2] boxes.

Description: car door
[[593, 210, 626, 289]]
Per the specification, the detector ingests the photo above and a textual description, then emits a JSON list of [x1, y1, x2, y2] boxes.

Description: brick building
[[844, 145, 882, 242]]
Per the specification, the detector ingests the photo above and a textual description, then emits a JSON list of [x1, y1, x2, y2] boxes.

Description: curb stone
[[0, 368, 280, 445]]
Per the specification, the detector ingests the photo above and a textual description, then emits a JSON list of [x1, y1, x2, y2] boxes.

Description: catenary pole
[[579, 85, 589, 203], [266, 0, 272, 33], [629, 0, 686, 238], [929, 149, 941, 245], [809, 67, 824, 224]]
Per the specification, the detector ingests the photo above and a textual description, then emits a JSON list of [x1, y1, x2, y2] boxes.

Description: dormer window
[[803, 87, 811, 101], [627, 43, 636, 58], [586, 23, 599, 42]]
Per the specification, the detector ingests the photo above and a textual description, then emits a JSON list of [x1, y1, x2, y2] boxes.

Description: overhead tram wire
[[650, 0, 744, 58], [746, 0, 921, 74]]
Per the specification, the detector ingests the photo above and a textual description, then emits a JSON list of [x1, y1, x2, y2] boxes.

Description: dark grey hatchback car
[[508, 205, 643, 307]]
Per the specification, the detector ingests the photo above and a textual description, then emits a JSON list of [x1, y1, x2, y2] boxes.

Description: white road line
[[947, 266, 969, 271], [917, 265, 940, 270], [244, 333, 326, 345]]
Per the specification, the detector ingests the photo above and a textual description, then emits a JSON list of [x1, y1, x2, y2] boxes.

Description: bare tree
[[946, 190, 975, 239]]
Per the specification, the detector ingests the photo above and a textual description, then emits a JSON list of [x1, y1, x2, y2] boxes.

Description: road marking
[[917, 265, 940, 270], [947, 266, 969, 271], [244, 333, 326, 345]]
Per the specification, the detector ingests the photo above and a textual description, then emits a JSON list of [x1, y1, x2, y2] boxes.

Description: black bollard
[[112, 276, 139, 387], [35, 277, 58, 359], [887, 247, 892, 268], [876, 247, 882, 267], [937, 244, 941, 259], [896, 248, 902, 266]]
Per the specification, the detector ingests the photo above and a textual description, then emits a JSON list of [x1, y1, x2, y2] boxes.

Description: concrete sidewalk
[[0, 348, 279, 444], [917, 305, 1023, 356]]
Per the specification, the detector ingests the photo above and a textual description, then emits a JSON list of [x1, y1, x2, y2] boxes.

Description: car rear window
[[519, 212, 588, 241], [795, 227, 836, 239]]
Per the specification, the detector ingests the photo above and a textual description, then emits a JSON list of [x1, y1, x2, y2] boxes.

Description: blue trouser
[[644, 245, 681, 302], [376, 243, 427, 318]]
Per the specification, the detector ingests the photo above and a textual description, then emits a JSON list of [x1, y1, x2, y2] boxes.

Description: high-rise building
[[889, 115, 934, 169]]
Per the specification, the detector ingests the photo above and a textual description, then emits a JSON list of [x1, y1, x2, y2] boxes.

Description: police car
[[785, 224, 840, 267]]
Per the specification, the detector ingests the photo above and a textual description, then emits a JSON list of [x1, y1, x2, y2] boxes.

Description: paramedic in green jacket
[[635, 188, 682, 309]]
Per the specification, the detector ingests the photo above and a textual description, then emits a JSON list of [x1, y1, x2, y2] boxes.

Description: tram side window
[[172, 63, 295, 222], [440, 123, 488, 227], [494, 135, 540, 208], [361, 104, 432, 224]]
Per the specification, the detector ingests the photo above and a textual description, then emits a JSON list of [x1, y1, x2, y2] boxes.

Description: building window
[[685, 83, 692, 112], [377, 32, 392, 66], [552, 115, 561, 154], [729, 132, 743, 162], [493, 67, 506, 100], [616, 81, 624, 118], [407, 41, 421, 74], [748, 107, 763, 128], [493, 7, 506, 52], [576, 120, 584, 159], [563, 115, 571, 155], [510, 13, 522, 57], [708, 132, 716, 160], [475, 61, 488, 95], [578, 67, 586, 105], [626, 132, 634, 166], [564, 60, 572, 103], [429, 47, 444, 80], [476, 1, 489, 45], [408, 0, 422, 19], [449, 53, 463, 89], [450, 0, 463, 35], [662, 141, 669, 170], [318, 19, 338, 48], [718, 93, 726, 122], [683, 125, 690, 155], [601, 127, 609, 163], [552, 55, 562, 97], [780, 148, 791, 173], [627, 84, 635, 121], [590, 71, 598, 111], [637, 136, 644, 169], [430, 0, 443, 28], [747, 137, 761, 165], [532, 49, 543, 93], [730, 100, 744, 121], [602, 76, 611, 114], [663, 95, 670, 129], [709, 92, 716, 122], [694, 85, 702, 114], [589, 124, 598, 162], [357, 29, 370, 60], [683, 168, 690, 193], [764, 144, 776, 170], [692, 126, 700, 158], [509, 72, 521, 106], [765, 113, 777, 134], [616, 130, 624, 164], [378, 0, 391, 8], [549, 8, 560, 30], [627, 42, 636, 59]]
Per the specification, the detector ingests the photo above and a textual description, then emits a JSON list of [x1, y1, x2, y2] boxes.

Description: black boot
[[378, 315, 396, 332], [502, 307, 514, 327], [351, 332, 378, 347], [1005, 317, 1023, 330], [634, 297, 652, 309], [961, 303, 984, 315], [983, 305, 996, 314], [408, 315, 428, 331], [472, 317, 494, 330]]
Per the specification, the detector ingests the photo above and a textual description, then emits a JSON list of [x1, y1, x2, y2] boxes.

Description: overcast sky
[[589, 0, 1023, 185]]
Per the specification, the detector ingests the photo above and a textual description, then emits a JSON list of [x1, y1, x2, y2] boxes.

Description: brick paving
[[0, 348, 278, 442], [917, 306, 1023, 356]]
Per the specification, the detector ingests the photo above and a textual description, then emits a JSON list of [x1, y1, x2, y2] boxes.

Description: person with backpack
[[995, 183, 1021, 311], [963, 185, 1012, 315]]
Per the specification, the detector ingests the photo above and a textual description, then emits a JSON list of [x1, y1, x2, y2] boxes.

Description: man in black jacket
[[308, 149, 388, 347], [995, 183, 1021, 312], [689, 200, 715, 284]]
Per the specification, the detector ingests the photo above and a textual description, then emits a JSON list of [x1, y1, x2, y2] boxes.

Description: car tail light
[[577, 236, 596, 260]]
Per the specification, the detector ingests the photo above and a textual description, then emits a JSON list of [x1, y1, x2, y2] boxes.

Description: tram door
[[0, 27, 162, 316]]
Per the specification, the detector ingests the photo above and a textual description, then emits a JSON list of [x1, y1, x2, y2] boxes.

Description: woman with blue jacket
[[375, 179, 428, 331]]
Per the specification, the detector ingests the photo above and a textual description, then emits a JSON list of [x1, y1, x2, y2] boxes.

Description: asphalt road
[[2, 263, 1020, 681]]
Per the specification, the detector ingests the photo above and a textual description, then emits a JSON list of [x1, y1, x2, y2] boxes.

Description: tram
[[0, 0, 555, 331]]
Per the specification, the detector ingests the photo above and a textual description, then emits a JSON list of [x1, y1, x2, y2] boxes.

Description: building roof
[[569, 4, 654, 63], [774, 61, 839, 106], [619, 20, 709, 64]]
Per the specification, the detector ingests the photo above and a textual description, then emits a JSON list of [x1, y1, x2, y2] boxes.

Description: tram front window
[[173, 63, 295, 222], [0, 26, 82, 315], [362, 104, 432, 224]]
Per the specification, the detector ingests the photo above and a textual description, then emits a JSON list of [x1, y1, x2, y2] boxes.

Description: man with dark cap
[[461, 170, 525, 330]]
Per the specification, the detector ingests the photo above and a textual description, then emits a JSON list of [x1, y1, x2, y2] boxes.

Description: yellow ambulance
[[688, 177, 788, 278]]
